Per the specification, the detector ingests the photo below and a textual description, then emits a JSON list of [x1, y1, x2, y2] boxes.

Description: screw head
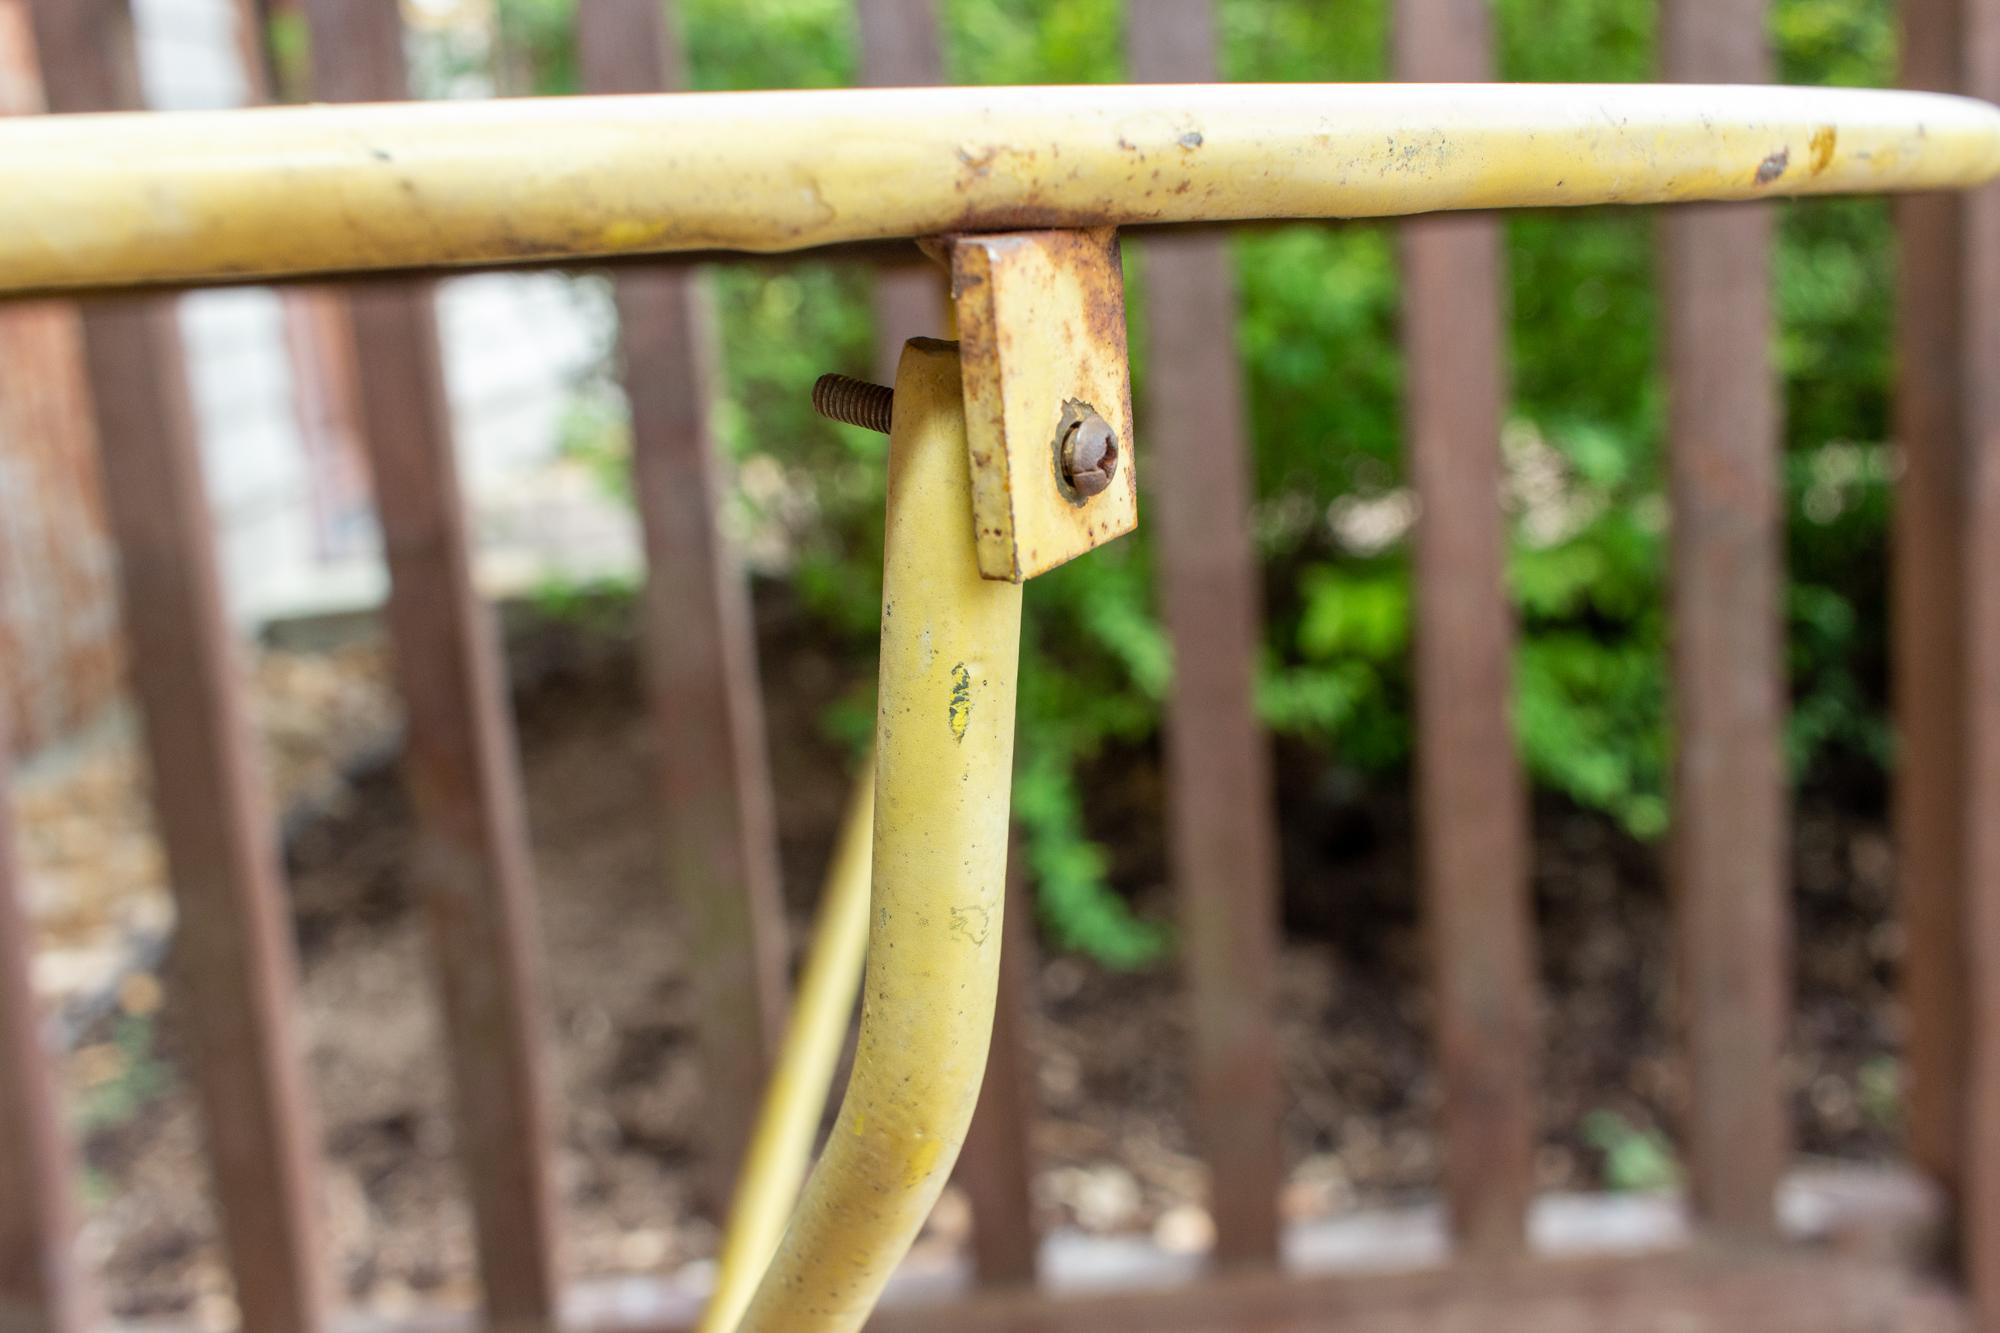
[[1061, 411, 1120, 499]]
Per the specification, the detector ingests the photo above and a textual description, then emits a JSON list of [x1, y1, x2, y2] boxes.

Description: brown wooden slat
[[0, 0, 121, 757], [294, 4, 566, 1325], [574, 0, 790, 1210], [952, 867, 1041, 1287], [1660, 0, 1790, 1240], [1128, 0, 1285, 1269], [1961, 171, 2000, 1331], [336, 1249, 1970, 1333], [157, 1167, 1947, 1333], [343, 272, 568, 1327], [226, 0, 271, 102], [1894, 49, 1970, 1214], [1898, 0, 2000, 1312], [199, 1167, 1953, 1333], [1961, 0, 2000, 1310], [83, 298, 334, 1333], [862, 1248, 1966, 1333], [856, 0, 947, 378], [23, 5, 333, 1330], [855, 0, 948, 379], [1391, 0, 1540, 1258], [0, 721, 88, 1333]]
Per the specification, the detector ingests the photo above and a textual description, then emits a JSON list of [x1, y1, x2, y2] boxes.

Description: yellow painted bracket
[[947, 228, 1139, 582]]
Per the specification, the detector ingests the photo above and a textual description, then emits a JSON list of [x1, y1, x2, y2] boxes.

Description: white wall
[[131, 0, 633, 630]]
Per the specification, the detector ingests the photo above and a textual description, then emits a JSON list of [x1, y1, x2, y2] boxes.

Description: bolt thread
[[811, 373, 894, 434]]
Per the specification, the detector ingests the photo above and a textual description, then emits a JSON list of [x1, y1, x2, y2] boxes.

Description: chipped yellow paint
[[902, 1136, 945, 1188], [735, 340, 1022, 1333], [949, 227, 1139, 582], [697, 756, 875, 1333], [0, 84, 1997, 294], [599, 218, 655, 249], [948, 662, 973, 741]]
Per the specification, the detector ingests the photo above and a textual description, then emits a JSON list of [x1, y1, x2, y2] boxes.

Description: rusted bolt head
[[1061, 411, 1119, 499]]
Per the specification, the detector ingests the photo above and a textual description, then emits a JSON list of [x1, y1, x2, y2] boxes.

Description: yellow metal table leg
[[699, 755, 875, 1333], [735, 338, 1023, 1333]]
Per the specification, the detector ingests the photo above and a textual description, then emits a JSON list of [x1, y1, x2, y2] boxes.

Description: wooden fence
[[0, 0, 1996, 1328]]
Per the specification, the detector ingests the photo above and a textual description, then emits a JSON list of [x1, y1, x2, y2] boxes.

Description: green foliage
[[685, 0, 857, 90], [1261, 566, 1410, 771], [494, 0, 583, 93], [77, 1016, 171, 1135], [264, 9, 312, 101], [1858, 1055, 1901, 1132], [943, 0, 1124, 83], [1219, 0, 1386, 82], [502, 0, 1904, 966], [1582, 1109, 1681, 1191], [531, 570, 639, 636], [1013, 545, 1175, 963]]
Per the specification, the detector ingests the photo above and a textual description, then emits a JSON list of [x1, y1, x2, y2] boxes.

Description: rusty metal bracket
[[942, 227, 1139, 582]]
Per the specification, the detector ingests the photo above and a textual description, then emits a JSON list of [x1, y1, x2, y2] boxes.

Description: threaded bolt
[[812, 373, 894, 434]]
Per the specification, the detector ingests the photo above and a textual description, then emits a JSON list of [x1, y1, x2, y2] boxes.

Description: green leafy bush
[[497, 0, 1900, 966]]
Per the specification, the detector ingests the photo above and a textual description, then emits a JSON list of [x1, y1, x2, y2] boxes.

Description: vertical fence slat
[[1964, 159, 2000, 1333], [1966, 181, 2000, 1329], [1895, 12, 1969, 1209], [953, 867, 1041, 1287], [856, 0, 948, 381], [1129, 0, 1285, 1269], [82, 296, 333, 1333], [0, 722, 87, 1333], [575, 0, 791, 1208], [1898, 0, 2000, 1309], [24, 5, 332, 1330], [296, 4, 566, 1323], [1965, 0, 2000, 1310], [0, 0, 90, 1241], [1659, 0, 1790, 1239], [1392, 0, 1541, 1259]]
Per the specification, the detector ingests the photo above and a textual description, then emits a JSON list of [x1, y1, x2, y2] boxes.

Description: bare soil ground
[[63, 594, 1903, 1325]]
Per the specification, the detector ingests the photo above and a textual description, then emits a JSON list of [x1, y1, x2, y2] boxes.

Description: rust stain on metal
[[812, 372, 895, 433], [1809, 125, 1837, 175], [1754, 148, 1790, 184], [943, 226, 1139, 581]]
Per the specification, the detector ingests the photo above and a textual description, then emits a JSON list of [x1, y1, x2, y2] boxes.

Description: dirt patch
[[63, 594, 1903, 1323]]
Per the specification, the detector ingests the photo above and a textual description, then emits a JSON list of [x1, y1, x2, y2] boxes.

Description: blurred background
[[1, 0, 1913, 1324]]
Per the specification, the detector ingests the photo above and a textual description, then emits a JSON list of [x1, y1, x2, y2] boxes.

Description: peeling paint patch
[[600, 218, 651, 248], [1178, 130, 1204, 149], [903, 1134, 944, 1187], [948, 662, 972, 741], [1809, 126, 1837, 176], [1754, 148, 1790, 185], [950, 904, 991, 947], [956, 144, 1000, 177]]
